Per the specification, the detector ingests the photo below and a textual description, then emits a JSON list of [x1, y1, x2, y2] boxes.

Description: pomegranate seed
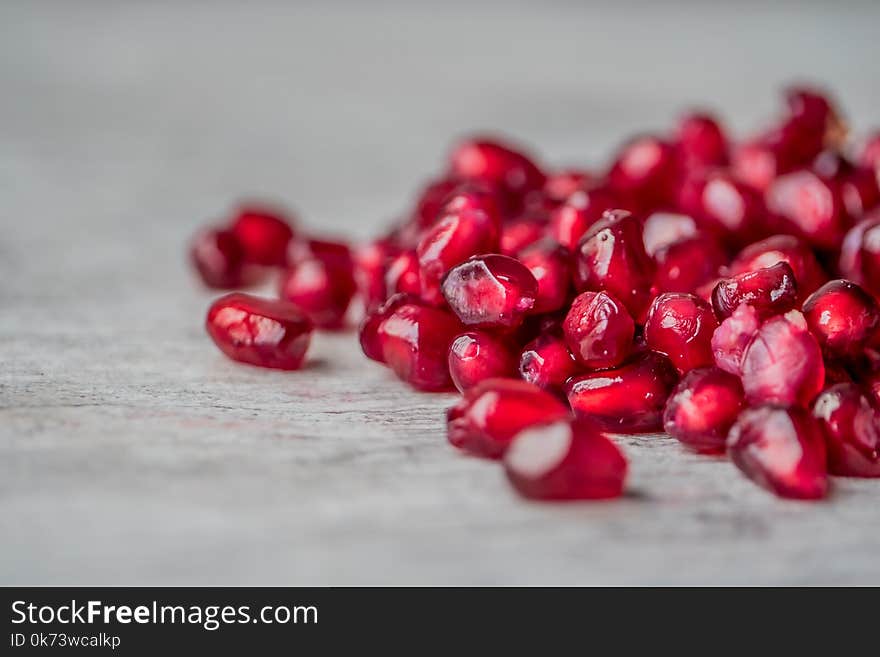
[[504, 419, 627, 500], [563, 290, 635, 369], [841, 166, 880, 219], [279, 241, 357, 329], [727, 405, 829, 500], [189, 227, 248, 289], [785, 86, 842, 145], [730, 234, 827, 300], [500, 215, 546, 256], [644, 293, 718, 374], [812, 383, 880, 477], [548, 187, 618, 250], [566, 351, 679, 432], [573, 209, 655, 320], [663, 367, 745, 454], [683, 172, 765, 244], [740, 310, 825, 407], [860, 132, 880, 171], [711, 303, 761, 376], [542, 169, 593, 204], [642, 212, 699, 257], [379, 302, 462, 391], [653, 234, 727, 295], [517, 241, 571, 314], [448, 137, 545, 208], [766, 170, 847, 249], [441, 254, 537, 329], [446, 379, 570, 458], [230, 205, 295, 266], [608, 136, 678, 210], [802, 279, 880, 360], [519, 333, 579, 391], [448, 331, 516, 392], [358, 293, 411, 363], [675, 112, 728, 169], [732, 137, 787, 192], [354, 239, 398, 312], [385, 249, 422, 297], [205, 293, 312, 370], [711, 262, 799, 321], [410, 177, 460, 229]]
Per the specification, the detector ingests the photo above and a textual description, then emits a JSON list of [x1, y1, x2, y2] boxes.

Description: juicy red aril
[[861, 132, 880, 171], [732, 137, 787, 192], [448, 137, 546, 206], [652, 234, 727, 295], [711, 262, 798, 321], [730, 234, 827, 300], [446, 378, 570, 458], [563, 290, 634, 369], [711, 303, 761, 376], [279, 241, 357, 329], [573, 209, 655, 320], [190, 227, 248, 289], [354, 239, 398, 312], [566, 351, 679, 432], [812, 383, 880, 477], [740, 310, 825, 407], [766, 170, 847, 249], [644, 293, 718, 374], [378, 302, 462, 391], [675, 112, 728, 169], [549, 188, 617, 250], [385, 249, 421, 297], [518, 333, 578, 391], [441, 254, 537, 329], [727, 405, 829, 500], [802, 279, 880, 360], [663, 367, 744, 454], [607, 136, 678, 211], [410, 177, 460, 229], [230, 205, 295, 266], [504, 419, 627, 500], [785, 86, 842, 144], [448, 331, 516, 392], [642, 212, 699, 257], [517, 241, 571, 314], [500, 215, 546, 256], [358, 293, 411, 363], [681, 172, 765, 244], [205, 293, 312, 370]]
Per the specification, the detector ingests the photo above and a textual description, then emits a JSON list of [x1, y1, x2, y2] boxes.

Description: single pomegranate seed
[[518, 333, 579, 391], [802, 279, 880, 360], [517, 241, 571, 314], [448, 137, 546, 207], [573, 209, 655, 320], [563, 290, 634, 369], [358, 293, 411, 362], [279, 241, 357, 329], [354, 239, 398, 312], [448, 331, 516, 392], [642, 212, 699, 257], [711, 262, 799, 321], [653, 234, 727, 295], [378, 302, 462, 391], [860, 132, 880, 171], [663, 367, 745, 454], [785, 86, 842, 146], [446, 379, 570, 458], [189, 227, 248, 289], [385, 249, 421, 297], [765, 170, 847, 249], [840, 166, 880, 219], [730, 234, 827, 300], [548, 187, 618, 249], [683, 172, 765, 244], [205, 293, 312, 370], [416, 201, 500, 306], [812, 383, 880, 477], [607, 136, 678, 210], [504, 419, 627, 500], [740, 310, 825, 407], [441, 254, 537, 329], [675, 112, 728, 169], [542, 169, 593, 204], [500, 215, 546, 255], [410, 177, 460, 229], [711, 303, 761, 376], [732, 137, 787, 192], [727, 405, 829, 500], [644, 293, 718, 374], [566, 351, 678, 432], [230, 205, 295, 266]]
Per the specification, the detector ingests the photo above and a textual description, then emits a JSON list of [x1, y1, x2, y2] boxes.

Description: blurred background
[[2, 1, 880, 584]]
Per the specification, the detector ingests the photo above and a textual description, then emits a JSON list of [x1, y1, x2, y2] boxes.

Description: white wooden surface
[[2, 0, 880, 585]]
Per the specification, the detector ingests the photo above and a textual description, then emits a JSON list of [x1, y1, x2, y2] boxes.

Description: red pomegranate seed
[[838, 217, 874, 284], [861, 132, 880, 171], [675, 112, 728, 169], [711, 303, 761, 376], [189, 227, 248, 289], [500, 215, 546, 255], [785, 86, 842, 144], [803, 279, 880, 359], [441, 254, 537, 329], [518, 333, 579, 391], [732, 137, 787, 192], [563, 290, 635, 369], [573, 209, 655, 320], [711, 262, 799, 321], [682, 172, 765, 244], [354, 239, 398, 312], [410, 177, 460, 229], [766, 170, 847, 249], [448, 331, 516, 392], [566, 351, 679, 432], [727, 405, 829, 500], [542, 169, 593, 204], [205, 293, 312, 370], [841, 166, 880, 219], [730, 234, 827, 300], [812, 383, 880, 477], [504, 418, 627, 500], [385, 249, 422, 297], [663, 367, 745, 454], [652, 234, 727, 295], [446, 378, 570, 458], [279, 241, 357, 329], [607, 136, 678, 210], [517, 241, 571, 314], [358, 293, 411, 363], [549, 187, 618, 250], [230, 205, 295, 266], [378, 302, 462, 391], [642, 212, 699, 257], [644, 293, 718, 374], [448, 137, 546, 206], [740, 310, 825, 407]]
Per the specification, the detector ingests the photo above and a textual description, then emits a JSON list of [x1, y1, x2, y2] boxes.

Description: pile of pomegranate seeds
[[191, 87, 880, 502]]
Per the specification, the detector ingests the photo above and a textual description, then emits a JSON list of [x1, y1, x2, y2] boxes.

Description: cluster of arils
[[191, 87, 880, 502]]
